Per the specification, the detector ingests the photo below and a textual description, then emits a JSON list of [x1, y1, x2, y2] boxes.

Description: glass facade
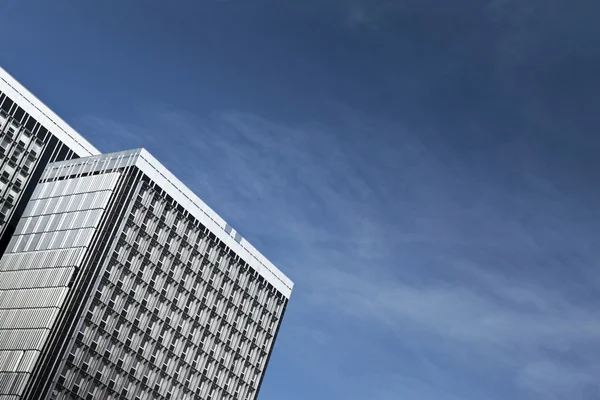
[[0, 150, 292, 400], [0, 69, 99, 257]]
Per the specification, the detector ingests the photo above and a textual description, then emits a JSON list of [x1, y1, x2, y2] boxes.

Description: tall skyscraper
[[0, 149, 293, 400], [0, 67, 99, 255]]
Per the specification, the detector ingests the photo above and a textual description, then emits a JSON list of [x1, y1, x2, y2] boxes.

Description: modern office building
[[0, 67, 99, 255], [0, 149, 293, 400]]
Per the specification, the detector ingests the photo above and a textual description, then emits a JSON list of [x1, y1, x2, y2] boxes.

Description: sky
[[1, 1, 599, 399]]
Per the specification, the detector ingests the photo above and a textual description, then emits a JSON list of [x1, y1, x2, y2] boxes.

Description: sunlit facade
[[0, 149, 293, 400]]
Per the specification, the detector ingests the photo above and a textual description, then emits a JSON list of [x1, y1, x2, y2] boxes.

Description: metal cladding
[[0, 149, 292, 400]]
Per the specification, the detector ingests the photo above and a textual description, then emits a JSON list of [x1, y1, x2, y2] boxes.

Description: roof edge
[[43, 149, 294, 298], [135, 149, 294, 298], [0, 66, 100, 157]]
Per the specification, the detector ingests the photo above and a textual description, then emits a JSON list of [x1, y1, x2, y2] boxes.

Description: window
[[130, 358, 138, 375], [142, 292, 150, 308], [142, 369, 150, 385], [91, 332, 100, 351], [154, 377, 163, 393], [125, 330, 134, 347], [150, 348, 158, 364], [134, 310, 142, 326], [114, 322, 122, 338], [100, 311, 109, 330], [108, 293, 117, 310], [104, 342, 113, 359], [130, 282, 138, 298], [146, 320, 154, 336], [173, 364, 182, 382], [138, 262, 146, 278], [116, 273, 125, 288], [138, 339, 147, 356]]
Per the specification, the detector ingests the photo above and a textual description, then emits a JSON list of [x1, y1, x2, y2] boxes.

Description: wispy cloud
[[75, 103, 600, 399], [518, 360, 600, 399], [312, 265, 600, 351], [305, 258, 600, 399]]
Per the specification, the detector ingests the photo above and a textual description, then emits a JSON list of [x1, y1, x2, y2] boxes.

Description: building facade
[[0, 149, 293, 400], [0, 67, 99, 256]]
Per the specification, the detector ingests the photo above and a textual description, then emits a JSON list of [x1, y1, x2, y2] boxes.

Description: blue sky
[[2, 1, 600, 399]]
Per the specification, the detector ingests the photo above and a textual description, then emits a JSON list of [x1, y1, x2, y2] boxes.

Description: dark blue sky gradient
[[1, 1, 599, 399]]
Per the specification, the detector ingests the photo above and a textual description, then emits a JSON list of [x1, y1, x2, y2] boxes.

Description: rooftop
[[43, 148, 294, 298]]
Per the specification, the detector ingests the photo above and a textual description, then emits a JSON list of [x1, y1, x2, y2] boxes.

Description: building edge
[[0, 66, 100, 157]]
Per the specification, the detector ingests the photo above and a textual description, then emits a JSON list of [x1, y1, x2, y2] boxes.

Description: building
[[0, 67, 99, 255], [0, 149, 293, 400]]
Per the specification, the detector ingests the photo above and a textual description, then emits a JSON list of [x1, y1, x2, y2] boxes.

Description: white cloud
[[311, 266, 600, 348], [306, 263, 600, 398]]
